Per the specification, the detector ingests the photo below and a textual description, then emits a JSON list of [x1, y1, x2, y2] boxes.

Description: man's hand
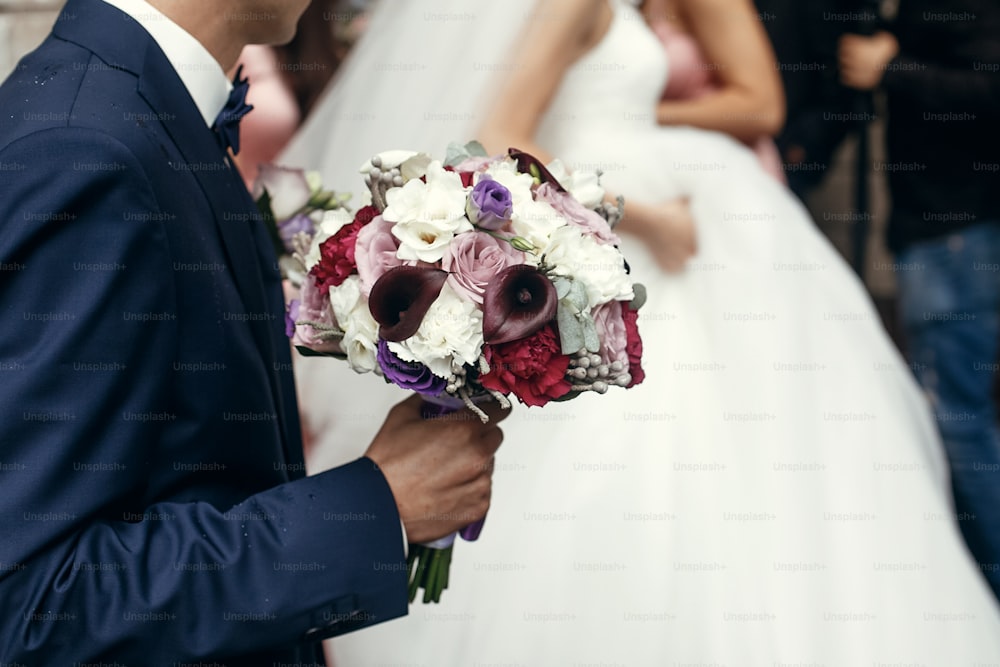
[[364, 395, 508, 544], [839, 31, 899, 91]]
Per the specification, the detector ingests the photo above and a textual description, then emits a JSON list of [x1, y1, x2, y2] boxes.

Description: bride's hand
[[626, 198, 698, 273]]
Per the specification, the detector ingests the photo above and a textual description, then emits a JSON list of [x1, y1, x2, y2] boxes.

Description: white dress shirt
[[99, 0, 231, 127]]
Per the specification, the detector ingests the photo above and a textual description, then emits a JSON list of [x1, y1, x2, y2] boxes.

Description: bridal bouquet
[[255, 142, 646, 602]]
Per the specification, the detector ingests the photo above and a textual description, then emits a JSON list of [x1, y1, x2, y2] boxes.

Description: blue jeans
[[896, 222, 1000, 601]]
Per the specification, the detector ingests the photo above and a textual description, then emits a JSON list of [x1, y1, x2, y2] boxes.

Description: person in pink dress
[[234, 1, 369, 188], [642, 0, 787, 181]]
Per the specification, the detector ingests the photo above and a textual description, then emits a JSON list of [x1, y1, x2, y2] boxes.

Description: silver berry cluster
[[595, 193, 625, 230], [566, 349, 631, 394], [365, 155, 406, 210]]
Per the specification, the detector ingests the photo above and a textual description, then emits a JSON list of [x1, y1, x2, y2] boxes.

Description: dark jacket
[[882, 0, 1000, 251], [0, 0, 406, 663]]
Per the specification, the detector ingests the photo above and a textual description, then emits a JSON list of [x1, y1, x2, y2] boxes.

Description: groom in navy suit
[[0, 0, 504, 663]]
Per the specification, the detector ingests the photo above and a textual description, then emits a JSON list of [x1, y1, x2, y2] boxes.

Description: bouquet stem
[[407, 542, 453, 603]]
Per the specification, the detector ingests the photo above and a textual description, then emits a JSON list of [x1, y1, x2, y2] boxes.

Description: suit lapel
[[54, 0, 301, 466], [136, 54, 300, 468]]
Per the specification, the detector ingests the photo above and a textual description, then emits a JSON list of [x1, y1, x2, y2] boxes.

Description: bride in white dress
[[281, 0, 1000, 662]]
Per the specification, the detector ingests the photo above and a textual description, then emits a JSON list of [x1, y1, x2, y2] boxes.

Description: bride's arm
[[477, 0, 601, 164], [654, 0, 785, 141], [479, 0, 696, 271]]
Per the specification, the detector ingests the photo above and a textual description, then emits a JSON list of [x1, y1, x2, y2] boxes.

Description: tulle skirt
[[300, 125, 1000, 664]]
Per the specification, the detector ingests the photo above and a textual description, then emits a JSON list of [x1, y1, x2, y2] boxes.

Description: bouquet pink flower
[[255, 142, 646, 602]]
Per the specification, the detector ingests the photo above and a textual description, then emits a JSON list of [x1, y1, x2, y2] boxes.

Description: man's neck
[[147, 0, 243, 72]]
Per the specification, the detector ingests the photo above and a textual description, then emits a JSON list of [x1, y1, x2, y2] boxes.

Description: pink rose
[[291, 276, 340, 354], [535, 182, 620, 246], [592, 300, 628, 370], [442, 231, 526, 304], [355, 214, 407, 297]]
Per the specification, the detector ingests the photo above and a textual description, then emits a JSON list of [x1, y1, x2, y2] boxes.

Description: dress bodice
[[538, 0, 669, 143]]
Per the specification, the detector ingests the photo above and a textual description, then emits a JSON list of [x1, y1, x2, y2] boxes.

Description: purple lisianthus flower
[[285, 299, 301, 338], [377, 339, 448, 396], [277, 213, 315, 254], [466, 177, 513, 231]]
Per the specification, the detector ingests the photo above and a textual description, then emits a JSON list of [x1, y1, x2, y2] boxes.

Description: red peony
[[480, 323, 572, 407], [621, 306, 645, 387], [310, 205, 378, 292]]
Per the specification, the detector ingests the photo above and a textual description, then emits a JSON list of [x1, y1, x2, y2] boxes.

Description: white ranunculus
[[384, 161, 472, 263], [510, 198, 566, 256], [253, 164, 313, 220], [544, 159, 605, 209], [303, 208, 354, 271], [389, 283, 484, 378], [542, 225, 634, 308]]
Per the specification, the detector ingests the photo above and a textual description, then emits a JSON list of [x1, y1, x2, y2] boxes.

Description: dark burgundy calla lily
[[483, 265, 558, 344], [369, 266, 449, 342], [508, 148, 567, 193]]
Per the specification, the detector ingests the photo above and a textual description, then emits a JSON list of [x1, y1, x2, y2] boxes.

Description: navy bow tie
[[212, 65, 254, 156]]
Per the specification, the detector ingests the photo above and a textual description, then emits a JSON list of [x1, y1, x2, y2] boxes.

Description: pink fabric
[[651, 21, 786, 183], [234, 45, 302, 189]]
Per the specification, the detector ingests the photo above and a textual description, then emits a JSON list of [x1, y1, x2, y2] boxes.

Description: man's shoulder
[[0, 34, 148, 156]]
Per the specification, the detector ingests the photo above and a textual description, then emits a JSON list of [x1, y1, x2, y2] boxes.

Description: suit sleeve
[[0, 127, 407, 664]]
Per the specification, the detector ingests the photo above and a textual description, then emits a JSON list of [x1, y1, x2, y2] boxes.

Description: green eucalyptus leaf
[[465, 140, 488, 157], [630, 283, 648, 311]]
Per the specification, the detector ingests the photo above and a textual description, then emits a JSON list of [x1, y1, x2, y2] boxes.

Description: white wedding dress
[[281, 0, 1000, 663]]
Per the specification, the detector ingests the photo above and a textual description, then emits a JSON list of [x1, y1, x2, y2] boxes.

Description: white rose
[[343, 313, 379, 373], [510, 198, 566, 256], [303, 208, 354, 271], [542, 225, 634, 308], [388, 283, 484, 378], [385, 161, 472, 262], [327, 276, 379, 373], [544, 159, 605, 208]]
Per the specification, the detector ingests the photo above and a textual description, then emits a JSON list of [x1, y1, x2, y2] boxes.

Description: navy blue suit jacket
[[0, 0, 407, 663]]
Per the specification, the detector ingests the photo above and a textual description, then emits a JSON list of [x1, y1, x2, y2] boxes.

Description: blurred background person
[[840, 0, 1000, 601], [234, 0, 371, 187], [641, 0, 787, 182], [757, 0, 872, 201]]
